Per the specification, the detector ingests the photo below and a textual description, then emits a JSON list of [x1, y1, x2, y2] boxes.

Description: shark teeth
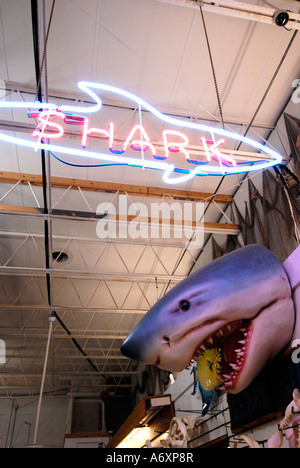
[[191, 320, 251, 390]]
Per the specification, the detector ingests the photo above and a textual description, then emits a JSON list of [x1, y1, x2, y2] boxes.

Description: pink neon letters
[[162, 130, 189, 161], [30, 110, 233, 166], [82, 118, 112, 149], [201, 137, 236, 167], [32, 111, 65, 141], [122, 125, 157, 157]]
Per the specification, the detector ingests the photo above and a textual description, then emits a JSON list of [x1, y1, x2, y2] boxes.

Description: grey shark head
[[121, 245, 295, 394]]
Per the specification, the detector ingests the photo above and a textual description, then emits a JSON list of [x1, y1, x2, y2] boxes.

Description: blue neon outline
[[0, 81, 282, 184]]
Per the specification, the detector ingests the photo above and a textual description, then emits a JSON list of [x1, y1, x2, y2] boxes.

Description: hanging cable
[[31, 0, 53, 308], [197, 1, 225, 130], [238, 30, 298, 149], [49, 149, 128, 168], [178, 24, 298, 275], [31, 0, 47, 211], [34, 0, 56, 102], [52, 311, 111, 382], [163, 1, 227, 285]]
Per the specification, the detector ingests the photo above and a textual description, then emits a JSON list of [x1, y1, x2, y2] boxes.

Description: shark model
[[121, 245, 296, 394]]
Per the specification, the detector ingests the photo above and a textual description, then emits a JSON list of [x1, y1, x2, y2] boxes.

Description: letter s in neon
[[33, 111, 65, 141]]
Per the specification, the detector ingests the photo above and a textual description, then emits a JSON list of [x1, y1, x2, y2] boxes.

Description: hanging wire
[[197, 1, 225, 130], [161, 1, 227, 290], [180, 19, 299, 273], [35, 0, 56, 102], [238, 30, 298, 150], [52, 311, 107, 378]]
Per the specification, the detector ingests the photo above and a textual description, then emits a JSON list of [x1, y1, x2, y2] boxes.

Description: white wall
[[0, 397, 70, 448]]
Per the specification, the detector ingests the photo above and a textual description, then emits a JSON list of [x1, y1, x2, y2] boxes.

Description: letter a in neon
[[123, 125, 156, 157]]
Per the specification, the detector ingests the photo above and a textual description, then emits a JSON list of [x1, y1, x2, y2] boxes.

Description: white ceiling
[[0, 0, 299, 397]]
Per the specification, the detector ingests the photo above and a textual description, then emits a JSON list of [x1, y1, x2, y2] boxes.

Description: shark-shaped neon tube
[[0, 81, 282, 184], [121, 245, 295, 394]]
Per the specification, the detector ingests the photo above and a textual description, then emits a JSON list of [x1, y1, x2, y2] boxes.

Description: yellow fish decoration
[[191, 348, 223, 415], [197, 348, 223, 391]]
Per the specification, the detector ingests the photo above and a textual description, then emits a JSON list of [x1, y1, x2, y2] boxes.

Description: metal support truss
[[0, 84, 241, 397], [2, 81, 277, 130], [156, 0, 300, 30]]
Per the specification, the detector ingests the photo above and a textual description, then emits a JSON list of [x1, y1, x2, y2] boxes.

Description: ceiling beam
[[0, 171, 233, 205], [0, 229, 203, 249], [2, 81, 277, 130], [0, 304, 147, 314], [0, 385, 136, 394], [0, 371, 141, 377], [0, 204, 239, 233], [5, 353, 129, 360], [156, 0, 300, 30], [0, 266, 186, 282], [1, 331, 128, 340]]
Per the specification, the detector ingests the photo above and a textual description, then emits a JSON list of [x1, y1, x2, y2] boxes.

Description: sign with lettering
[[0, 81, 282, 184]]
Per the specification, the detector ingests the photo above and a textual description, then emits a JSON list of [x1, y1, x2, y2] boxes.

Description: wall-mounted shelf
[[107, 394, 174, 448]]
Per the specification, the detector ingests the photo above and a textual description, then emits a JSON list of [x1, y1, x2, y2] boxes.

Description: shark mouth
[[189, 319, 253, 391]]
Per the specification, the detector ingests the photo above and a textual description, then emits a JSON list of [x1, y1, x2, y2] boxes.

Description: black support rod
[[31, 0, 52, 308]]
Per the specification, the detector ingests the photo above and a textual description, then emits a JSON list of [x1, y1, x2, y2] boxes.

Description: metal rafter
[[1, 81, 278, 130], [0, 171, 233, 205], [156, 0, 300, 30]]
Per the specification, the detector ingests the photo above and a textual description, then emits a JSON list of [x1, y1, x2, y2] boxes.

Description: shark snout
[[120, 315, 204, 372], [120, 336, 146, 363], [121, 330, 169, 366]]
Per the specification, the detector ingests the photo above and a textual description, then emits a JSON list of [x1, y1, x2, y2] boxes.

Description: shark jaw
[[189, 319, 252, 393], [157, 297, 294, 394]]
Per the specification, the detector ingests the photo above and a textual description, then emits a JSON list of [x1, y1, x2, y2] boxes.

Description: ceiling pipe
[[32, 315, 55, 446]]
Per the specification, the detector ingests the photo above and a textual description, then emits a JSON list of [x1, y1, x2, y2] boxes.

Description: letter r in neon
[[162, 130, 190, 161]]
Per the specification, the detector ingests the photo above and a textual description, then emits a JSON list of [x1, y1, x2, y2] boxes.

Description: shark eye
[[179, 299, 190, 311]]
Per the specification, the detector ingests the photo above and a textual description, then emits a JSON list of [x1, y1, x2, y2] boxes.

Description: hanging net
[[212, 113, 300, 263]]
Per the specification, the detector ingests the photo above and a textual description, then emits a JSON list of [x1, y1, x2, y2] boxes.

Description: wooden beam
[[115, 214, 240, 234], [0, 171, 233, 205]]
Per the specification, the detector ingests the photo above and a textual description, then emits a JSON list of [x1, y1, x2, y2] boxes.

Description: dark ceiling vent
[[52, 251, 69, 263]]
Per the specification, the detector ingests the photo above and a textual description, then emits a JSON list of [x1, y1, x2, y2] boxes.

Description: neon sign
[[0, 81, 282, 184]]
